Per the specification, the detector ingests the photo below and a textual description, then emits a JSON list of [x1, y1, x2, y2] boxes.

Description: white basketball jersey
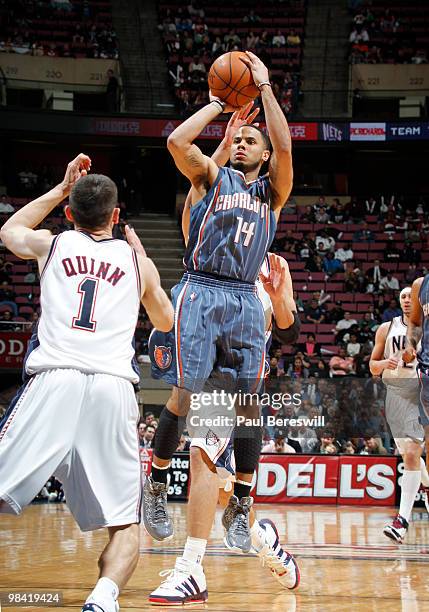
[[383, 315, 418, 379], [25, 230, 141, 383], [257, 256, 273, 342]]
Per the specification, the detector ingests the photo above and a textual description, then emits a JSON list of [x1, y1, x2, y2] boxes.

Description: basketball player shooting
[[370, 287, 429, 543], [141, 51, 293, 555], [0, 154, 174, 612]]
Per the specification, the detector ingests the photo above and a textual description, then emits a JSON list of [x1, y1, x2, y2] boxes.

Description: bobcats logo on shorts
[[154, 345, 172, 370], [206, 429, 220, 446]]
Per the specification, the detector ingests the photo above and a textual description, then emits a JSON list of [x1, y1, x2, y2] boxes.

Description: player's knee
[[402, 442, 421, 468], [167, 387, 191, 417], [190, 446, 216, 474]]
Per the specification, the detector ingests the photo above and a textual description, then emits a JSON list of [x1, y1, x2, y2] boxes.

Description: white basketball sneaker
[[383, 514, 409, 543], [254, 519, 300, 590], [149, 557, 208, 606]]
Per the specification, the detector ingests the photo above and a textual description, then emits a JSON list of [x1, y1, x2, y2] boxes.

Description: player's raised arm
[[0, 153, 91, 263], [240, 51, 293, 213], [181, 103, 260, 244], [135, 253, 174, 333], [369, 323, 397, 375], [404, 277, 424, 362], [167, 100, 235, 190]]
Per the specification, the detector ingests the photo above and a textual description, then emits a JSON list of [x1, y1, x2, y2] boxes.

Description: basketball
[[208, 51, 260, 109]]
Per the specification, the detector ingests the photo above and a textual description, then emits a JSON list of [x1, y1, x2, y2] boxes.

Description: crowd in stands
[[349, 1, 429, 64], [158, 0, 304, 116], [0, 0, 119, 59], [1, 186, 427, 456]]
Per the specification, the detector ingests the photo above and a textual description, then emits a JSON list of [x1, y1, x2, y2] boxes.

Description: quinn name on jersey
[[25, 230, 141, 383]]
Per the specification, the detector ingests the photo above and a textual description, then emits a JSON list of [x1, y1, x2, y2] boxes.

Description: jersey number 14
[[234, 216, 255, 247]]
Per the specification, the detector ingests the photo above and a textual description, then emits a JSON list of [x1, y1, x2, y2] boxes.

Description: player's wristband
[[211, 99, 225, 113], [257, 81, 272, 90]]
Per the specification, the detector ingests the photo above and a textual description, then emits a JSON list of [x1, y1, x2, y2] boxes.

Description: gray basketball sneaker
[[142, 476, 173, 541], [222, 495, 253, 552]]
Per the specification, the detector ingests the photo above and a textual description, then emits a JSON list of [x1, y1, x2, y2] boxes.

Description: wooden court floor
[[1, 503, 429, 611]]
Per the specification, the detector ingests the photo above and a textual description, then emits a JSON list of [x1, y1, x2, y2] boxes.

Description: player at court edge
[[370, 287, 429, 543], [0, 154, 174, 612], [142, 50, 293, 551], [126, 107, 300, 603]]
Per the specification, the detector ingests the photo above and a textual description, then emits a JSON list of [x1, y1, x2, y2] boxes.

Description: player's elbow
[[167, 132, 183, 153]]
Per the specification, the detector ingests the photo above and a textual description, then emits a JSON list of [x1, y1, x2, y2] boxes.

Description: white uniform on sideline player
[[0, 154, 174, 612], [370, 287, 429, 543]]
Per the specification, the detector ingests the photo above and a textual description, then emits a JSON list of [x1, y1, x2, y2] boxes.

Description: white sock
[[182, 537, 207, 565], [399, 470, 421, 522], [420, 457, 429, 487], [250, 520, 266, 552], [86, 577, 119, 608]]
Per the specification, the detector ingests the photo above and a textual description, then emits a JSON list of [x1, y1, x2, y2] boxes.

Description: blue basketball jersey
[[418, 275, 429, 369], [184, 166, 277, 283]]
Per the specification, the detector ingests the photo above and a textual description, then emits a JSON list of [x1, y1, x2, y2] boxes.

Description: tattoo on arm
[[407, 323, 422, 349]]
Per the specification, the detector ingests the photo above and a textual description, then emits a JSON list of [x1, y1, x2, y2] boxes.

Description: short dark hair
[[246, 124, 272, 151], [69, 174, 118, 231]]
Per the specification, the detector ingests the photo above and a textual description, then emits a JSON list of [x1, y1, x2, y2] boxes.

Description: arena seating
[[0, 0, 118, 59], [157, 0, 305, 114], [349, 1, 429, 64]]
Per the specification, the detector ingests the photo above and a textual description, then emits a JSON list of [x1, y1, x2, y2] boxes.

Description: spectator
[[189, 55, 206, 82], [405, 264, 420, 284], [314, 429, 340, 454], [404, 241, 421, 264], [379, 273, 399, 291], [138, 421, 146, 447], [144, 411, 156, 426], [315, 206, 330, 224], [304, 299, 326, 324], [299, 205, 315, 223], [365, 197, 379, 214], [269, 357, 284, 378], [287, 29, 301, 46], [0, 310, 17, 331], [323, 252, 344, 276], [360, 434, 388, 455], [287, 356, 309, 379], [327, 301, 345, 324], [306, 254, 324, 273], [262, 430, 297, 453], [309, 359, 330, 378], [346, 333, 361, 357], [298, 333, 321, 359], [383, 239, 401, 262], [366, 259, 387, 289], [243, 9, 261, 24], [329, 199, 349, 223], [382, 299, 401, 323], [315, 229, 335, 252], [335, 242, 354, 262], [353, 222, 374, 242], [329, 346, 355, 376], [336, 311, 358, 334], [272, 30, 286, 47], [141, 424, 156, 449]]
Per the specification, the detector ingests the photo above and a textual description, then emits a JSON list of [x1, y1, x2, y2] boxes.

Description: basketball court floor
[[1, 503, 429, 611]]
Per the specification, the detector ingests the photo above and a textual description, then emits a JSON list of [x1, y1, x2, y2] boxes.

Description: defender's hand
[[125, 225, 147, 257]]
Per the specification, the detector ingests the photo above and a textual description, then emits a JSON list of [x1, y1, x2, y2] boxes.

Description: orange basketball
[[208, 51, 260, 108]]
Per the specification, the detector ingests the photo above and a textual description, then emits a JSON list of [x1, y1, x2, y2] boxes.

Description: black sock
[[151, 463, 170, 485], [234, 480, 252, 500]]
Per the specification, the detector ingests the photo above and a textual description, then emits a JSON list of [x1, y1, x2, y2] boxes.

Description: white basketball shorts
[[385, 386, 424, 454], [0, 369, 141, 532]]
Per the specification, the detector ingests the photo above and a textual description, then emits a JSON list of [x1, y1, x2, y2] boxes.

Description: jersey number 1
[[234, 216, 255, 247], [72, 278, 98, 332]]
